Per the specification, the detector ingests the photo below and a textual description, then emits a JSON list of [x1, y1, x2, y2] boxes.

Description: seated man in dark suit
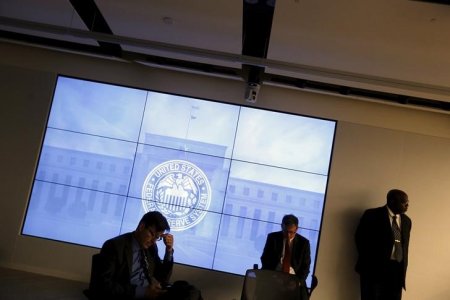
[[261, 214, 311, 299], [89, 211, 201, 300]]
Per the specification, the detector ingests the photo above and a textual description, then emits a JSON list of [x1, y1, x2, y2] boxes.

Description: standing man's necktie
[[282, 238, 291, 273], [392, 215, 403, 262]]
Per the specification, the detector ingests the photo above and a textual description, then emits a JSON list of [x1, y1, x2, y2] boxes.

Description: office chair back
[[241, 269, 305, 300], [83, 253, 102, 300], [308, 275, 318, 298]]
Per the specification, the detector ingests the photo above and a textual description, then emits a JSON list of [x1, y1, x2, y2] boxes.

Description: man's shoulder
[[295, 233, 310, 244], [363, 206, 386, 216], [266, 231, 283, 242], [368, 206, 386, 212], [102, 232, 133, 248], [401, 213, 412, 224], [268, 231, 283, 238]]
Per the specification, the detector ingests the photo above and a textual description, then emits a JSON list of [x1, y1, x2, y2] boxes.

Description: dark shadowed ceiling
[[1, 0, 450, 112]]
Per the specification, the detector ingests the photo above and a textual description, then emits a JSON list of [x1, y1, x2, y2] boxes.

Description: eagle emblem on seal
[[141, 160, 212, 231]]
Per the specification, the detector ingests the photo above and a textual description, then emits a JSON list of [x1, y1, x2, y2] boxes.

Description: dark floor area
[[0, 267, 87, 300]]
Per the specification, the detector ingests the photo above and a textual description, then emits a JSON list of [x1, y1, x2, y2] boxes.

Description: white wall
[[0, 42, 449, 300]]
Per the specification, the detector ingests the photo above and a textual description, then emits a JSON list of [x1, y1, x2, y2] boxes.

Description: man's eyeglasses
[[148, 228, 163, 241], [283, 229, 297, 235], [282, 225, 298, 236]]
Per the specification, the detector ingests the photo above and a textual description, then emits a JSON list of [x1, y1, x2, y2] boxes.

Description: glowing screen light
[[22, 76, 336, 285]]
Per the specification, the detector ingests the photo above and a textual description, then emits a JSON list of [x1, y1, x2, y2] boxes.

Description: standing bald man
[[355, 189, 412, 300]]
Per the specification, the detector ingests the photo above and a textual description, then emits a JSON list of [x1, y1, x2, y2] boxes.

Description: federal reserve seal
[[141, 160, 212, 231]]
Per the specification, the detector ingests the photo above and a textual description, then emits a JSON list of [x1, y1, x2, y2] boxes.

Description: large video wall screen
[[23, 76, 336, 284]]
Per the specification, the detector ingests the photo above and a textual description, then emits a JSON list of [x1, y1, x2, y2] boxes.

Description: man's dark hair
[[282, 214, 299, 227], [139, 211, 170, 232]]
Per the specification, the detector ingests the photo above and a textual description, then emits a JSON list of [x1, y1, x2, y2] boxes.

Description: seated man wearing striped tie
[[90, 211, 202, 300], [260, 214, 311, 299]]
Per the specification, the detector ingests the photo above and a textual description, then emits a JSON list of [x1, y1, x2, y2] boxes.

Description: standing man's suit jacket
[[91, 232, 173, 299], [261, 231, 311, 284], [355, 206, 412, 288]]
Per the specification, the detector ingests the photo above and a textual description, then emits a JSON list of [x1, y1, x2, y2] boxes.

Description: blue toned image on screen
[[22, 76, 336, 286]]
